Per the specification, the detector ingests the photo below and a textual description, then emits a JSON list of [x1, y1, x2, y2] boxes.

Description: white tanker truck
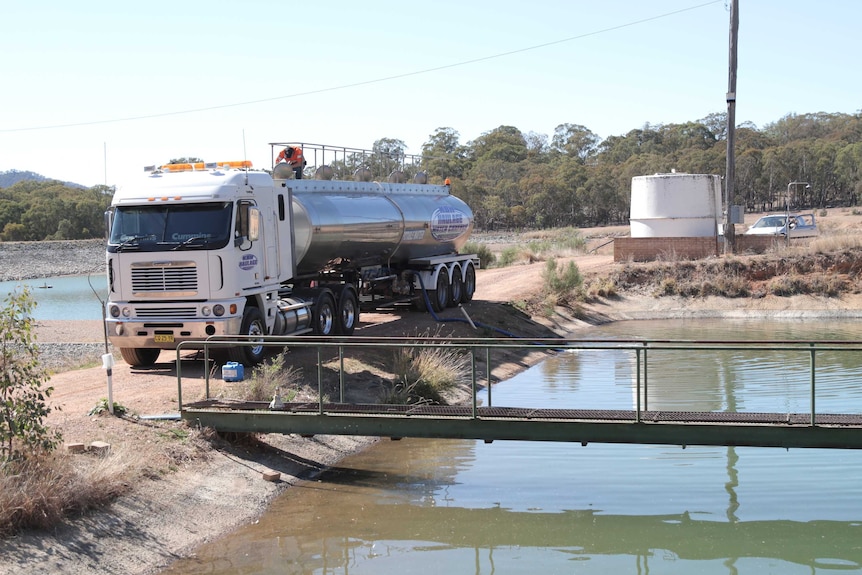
[[104, 143, 477, 366]]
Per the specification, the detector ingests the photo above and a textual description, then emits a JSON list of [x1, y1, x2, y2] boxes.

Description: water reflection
[[165, 454, 862, 574], [162, 319, 862, 574]]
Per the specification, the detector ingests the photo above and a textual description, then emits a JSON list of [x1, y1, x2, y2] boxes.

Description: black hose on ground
[[413, 271, 521, 339]]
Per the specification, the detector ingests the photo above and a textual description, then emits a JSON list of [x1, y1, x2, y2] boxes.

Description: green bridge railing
[[176, 336, 862, 427]]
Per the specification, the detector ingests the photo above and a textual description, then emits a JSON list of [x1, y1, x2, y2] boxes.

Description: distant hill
[[0, 169, 85, 189]]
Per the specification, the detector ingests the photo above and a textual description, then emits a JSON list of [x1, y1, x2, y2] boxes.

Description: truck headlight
[[213, 304, 225, 317], [109, 304, 120, 318], [201, 306, 211, 317], [122, 307, 131, 318]]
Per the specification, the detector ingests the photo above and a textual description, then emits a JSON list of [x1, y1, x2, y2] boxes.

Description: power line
[[1, 1, 722, 134]]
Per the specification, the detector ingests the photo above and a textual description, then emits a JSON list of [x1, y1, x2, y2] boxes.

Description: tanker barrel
[[315, 165, 335, 180], [273, 163, 296, 180], [354, 167, 373, 182], [388, 170, 407, 183], [413, 171, 428, 184]]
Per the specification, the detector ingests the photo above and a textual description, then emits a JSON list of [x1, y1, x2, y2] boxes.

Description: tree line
[[2, 109, 860, 240], [0, 180, 114, 241], [416, 111, 862, 230]]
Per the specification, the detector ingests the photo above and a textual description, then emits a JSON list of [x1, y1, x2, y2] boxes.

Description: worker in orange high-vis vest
[[276, 146, 306, 179]]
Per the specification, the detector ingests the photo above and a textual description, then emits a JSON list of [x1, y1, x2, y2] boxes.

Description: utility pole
[[724, 0, 739, 254]]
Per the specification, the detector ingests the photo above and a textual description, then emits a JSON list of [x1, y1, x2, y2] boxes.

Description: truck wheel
[[313, 290, 337, 336], [461, 263, 476, 303], [119, 347, 160, 367], [449, 266, 463, 307], [429, 267, 449, 313], [229, 306, 266, 365], [337, 286, 359, 335]]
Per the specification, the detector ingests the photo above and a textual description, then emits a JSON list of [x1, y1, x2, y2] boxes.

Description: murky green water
[[163, 318, 862, 574]]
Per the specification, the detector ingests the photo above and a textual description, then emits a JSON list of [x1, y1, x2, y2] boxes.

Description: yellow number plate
[[154, 334, 175, 343]]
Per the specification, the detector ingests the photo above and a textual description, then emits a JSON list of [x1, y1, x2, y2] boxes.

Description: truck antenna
[[242, 129, 249, 185]]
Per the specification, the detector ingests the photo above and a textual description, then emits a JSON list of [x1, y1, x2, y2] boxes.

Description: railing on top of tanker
[[268, 142, 428, 183]]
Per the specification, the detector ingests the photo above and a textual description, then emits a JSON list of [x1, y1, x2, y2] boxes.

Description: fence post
[[486, 347, 492, 407], [643, 342, 649, 412], [810, 343, 816, 426], [471, 349, 478, 419], [339, 345, 345, 403], [635, 348, 642, 423], [317, 347, 324, 415]]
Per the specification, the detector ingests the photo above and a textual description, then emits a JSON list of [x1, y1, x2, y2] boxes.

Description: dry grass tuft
[[0, 423, 213, 536], [607, 244, 862, 299], [217, 352, 304, 403], [383, 339, 470, 405]]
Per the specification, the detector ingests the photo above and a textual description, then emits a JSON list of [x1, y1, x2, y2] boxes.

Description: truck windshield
[[107, 202, 233, 252]]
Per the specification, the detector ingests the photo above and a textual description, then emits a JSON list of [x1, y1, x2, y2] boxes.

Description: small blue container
[[222, 361, 244, 382]]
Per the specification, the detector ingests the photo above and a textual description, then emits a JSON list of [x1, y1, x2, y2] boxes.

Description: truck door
[[236, 200, 266, 288], [263, 206, 280, 280]]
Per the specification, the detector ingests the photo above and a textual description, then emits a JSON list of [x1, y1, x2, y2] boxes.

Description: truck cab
[[105, 167, 292, 366]]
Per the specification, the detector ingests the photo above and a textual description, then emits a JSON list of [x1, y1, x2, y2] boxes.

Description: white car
[[744, 213, 819, 238]]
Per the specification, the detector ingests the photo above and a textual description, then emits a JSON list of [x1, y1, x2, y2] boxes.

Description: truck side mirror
[[248, 207, 261, 242], [104, 209, 114, 240]]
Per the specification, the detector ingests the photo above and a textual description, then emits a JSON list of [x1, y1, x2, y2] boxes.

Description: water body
[[162, 318, 862, 574], [0, 274, 107, 320]]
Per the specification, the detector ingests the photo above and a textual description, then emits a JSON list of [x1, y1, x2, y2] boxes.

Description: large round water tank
[[629, 173, 722, 237]]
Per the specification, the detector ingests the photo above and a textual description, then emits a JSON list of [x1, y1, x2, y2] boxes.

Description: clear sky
[[0, 1, 858, 187]]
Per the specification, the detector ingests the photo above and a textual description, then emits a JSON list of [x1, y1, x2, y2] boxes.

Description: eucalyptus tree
[[421, 127, 471, 182], [551, 123, 600, 164]]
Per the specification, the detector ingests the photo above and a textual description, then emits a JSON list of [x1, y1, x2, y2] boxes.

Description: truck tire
[[461, 262, 476, 303], [119, 347, 160, 367], [449, 266, 463, 307], [313, 290, 337, 336], [429, 267, 449, 313], [228, 306, 266, 365], [336, 285, 359, 335]]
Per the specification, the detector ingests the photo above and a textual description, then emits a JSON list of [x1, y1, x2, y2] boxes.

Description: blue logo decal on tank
[[239, 254, 258, 271], [430, 206, 470, 242]]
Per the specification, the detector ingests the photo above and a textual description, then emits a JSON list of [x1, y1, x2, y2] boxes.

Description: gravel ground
[[0, 239, 104, 282], [35, 342, 108, 372]]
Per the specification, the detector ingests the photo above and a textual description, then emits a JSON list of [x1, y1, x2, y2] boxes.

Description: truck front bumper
[[106, 316, 243, 349]]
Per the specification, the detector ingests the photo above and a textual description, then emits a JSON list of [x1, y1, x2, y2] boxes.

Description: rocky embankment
[[1, 239, 107, 371], [0, 239, 105, 282]]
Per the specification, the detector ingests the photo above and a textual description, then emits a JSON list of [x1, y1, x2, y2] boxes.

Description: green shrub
[[542, 258, 583, 298], [1, 288, 60, 463], [496, 246, 522, 267], [461, 241, 495, 268]]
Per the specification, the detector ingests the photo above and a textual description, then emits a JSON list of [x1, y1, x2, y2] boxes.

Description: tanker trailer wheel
[[429, 267, 450, 313], [313, 290, 337, 336], [120, 347, 160, 367], [449, 266, 463, 307], [229, 306, 266, 365], [336, 285, 359, 335], [461, 262, 476, 303]]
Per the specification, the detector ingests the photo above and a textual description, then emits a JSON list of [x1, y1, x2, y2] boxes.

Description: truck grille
[[131, 262, 198, 295], [134, 307, 198, 319]]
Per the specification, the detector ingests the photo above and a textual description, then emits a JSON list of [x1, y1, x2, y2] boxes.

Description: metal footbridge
[[177, 337, 862, 450]]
